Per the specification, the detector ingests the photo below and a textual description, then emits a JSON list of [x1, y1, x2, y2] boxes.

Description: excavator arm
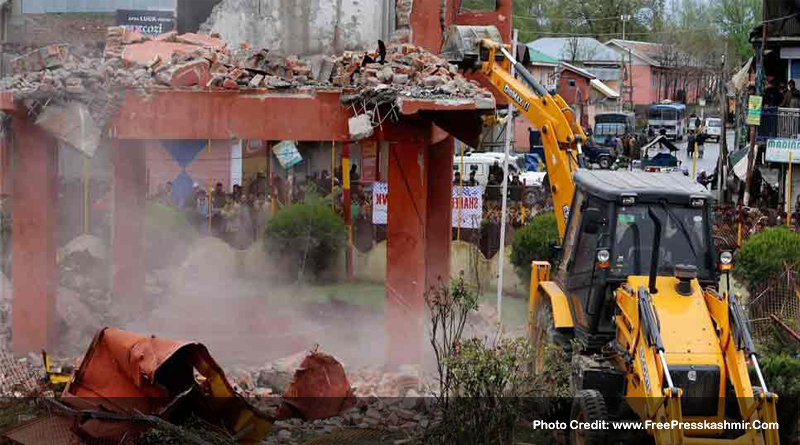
[[475, 39, 586, 239]]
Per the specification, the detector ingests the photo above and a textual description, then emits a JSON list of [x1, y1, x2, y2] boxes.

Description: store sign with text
[[116, 9, 175, 36], [372, 183, 483, 228], [766, 138, 800, 163]]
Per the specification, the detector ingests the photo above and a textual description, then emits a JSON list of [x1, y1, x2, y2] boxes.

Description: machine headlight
[[720, 251, 733, 265], [596, 249, 610, 263]]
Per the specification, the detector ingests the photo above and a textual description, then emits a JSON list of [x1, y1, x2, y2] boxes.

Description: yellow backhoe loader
[[441, 25, 780, 445]]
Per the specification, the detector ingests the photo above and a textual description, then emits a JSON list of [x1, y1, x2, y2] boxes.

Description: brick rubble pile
[[229, 356, 438, 444], [0, 26, 492, 132]]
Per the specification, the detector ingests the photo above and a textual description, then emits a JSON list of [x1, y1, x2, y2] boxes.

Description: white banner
[[766, 138, 800, 164], [371, 182, 483, 229]]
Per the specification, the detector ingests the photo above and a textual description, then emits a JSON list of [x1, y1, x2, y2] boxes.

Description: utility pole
[[718, 54, 729, 203], [621, 14, 631, 40], [629, 47, 634, 111], [744, 24, 767, 206], [496, 28, 519, 324]]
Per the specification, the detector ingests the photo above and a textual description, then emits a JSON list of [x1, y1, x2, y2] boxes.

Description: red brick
[[223, 78, 239, 89], [393, 64, 414, 75], [169, 59, 210, 87], [228, 68, 247, 81]]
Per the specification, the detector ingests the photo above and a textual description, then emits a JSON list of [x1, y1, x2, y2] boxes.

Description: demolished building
[[0, 0, 510, 373]]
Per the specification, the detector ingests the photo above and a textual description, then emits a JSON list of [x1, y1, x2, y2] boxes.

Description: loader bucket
[[440, 25, 503, 69]]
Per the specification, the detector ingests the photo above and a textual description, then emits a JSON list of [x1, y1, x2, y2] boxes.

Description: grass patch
[[255, 281, 528, 330]]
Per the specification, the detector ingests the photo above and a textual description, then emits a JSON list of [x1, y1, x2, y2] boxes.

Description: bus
[[647, 101, 687, 141], [593, 112, 636, 146]]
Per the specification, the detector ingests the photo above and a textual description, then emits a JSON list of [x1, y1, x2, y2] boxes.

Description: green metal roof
[[525, 46, 559, 66]]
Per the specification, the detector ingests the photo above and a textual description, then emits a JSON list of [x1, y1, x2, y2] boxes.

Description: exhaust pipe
[[647, 207, 662, 294]]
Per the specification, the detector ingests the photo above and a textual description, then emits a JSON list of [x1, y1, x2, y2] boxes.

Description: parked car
[[705, 117, 722, 143], [583, 143, 615, 169]]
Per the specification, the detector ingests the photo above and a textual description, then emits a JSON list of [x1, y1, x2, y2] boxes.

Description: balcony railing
[[757, 106, 800, 141]]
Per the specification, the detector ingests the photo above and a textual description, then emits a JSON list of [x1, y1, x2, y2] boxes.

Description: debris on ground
[[1, 327, 273, 445], [0, 330, 380, 445]]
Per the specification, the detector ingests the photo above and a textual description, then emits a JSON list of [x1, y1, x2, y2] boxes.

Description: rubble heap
[[0, 27, 492, 135]]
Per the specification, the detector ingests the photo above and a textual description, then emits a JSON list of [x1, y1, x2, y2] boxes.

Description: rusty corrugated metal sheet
[[61, 327, 274, 445]]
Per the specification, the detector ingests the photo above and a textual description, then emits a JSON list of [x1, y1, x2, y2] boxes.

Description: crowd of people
[[763, 78, 800, 108], [150, 175, 272, 250]]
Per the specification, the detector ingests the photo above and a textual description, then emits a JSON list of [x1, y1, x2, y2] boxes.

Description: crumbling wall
[[6, 13, 114, 47], [199, 0, 390, 56]]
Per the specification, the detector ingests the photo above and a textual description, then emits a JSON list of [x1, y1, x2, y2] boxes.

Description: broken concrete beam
[[36, 102, 101, 158], [349, 114, 374, 141]]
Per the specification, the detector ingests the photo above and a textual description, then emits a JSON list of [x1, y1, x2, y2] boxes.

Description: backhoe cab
[[440, 25, 780, 445], [530, 171, 779, 445]]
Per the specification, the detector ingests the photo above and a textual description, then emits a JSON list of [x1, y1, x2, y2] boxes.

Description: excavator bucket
[[440, 25, 503, 69]]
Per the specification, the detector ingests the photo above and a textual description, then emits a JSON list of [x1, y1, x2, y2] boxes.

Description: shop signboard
[[116, 9, 176, 36], [766, 138, 800, 163]]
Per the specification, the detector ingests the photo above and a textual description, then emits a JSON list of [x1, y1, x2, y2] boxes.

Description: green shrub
[[264, 193, 346, 282], [733, 227, 800, 285], [753, 322, 800, 445], [510, 212, 559, 285]]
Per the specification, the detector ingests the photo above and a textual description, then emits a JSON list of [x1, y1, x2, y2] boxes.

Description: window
[[595, 123, 626, 136], [571, 198, 609, 274], [611, 205, 710, 279], [558, 191, 584, 279]]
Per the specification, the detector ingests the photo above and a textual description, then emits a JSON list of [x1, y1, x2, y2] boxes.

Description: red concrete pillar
[[111, 140, 146, 316], [11, 116, 58, 353], [426, 136, 454, 290], [385, 137, 429, 367]]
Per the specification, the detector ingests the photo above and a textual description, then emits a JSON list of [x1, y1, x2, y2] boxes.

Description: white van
[[453, 153, 546, 203]]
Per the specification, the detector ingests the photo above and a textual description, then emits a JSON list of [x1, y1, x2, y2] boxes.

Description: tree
[[712, 0, 762, 67]]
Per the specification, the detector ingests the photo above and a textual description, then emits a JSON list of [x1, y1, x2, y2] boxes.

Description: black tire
[[598, 156, 611, 169], [531, 299, 571, 374], [569, 390, 609, 445]]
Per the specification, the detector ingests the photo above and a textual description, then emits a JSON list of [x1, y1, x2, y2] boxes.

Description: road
[[630, 130, 736, 180]]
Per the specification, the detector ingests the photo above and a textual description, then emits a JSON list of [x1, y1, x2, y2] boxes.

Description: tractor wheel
[[531, 299, 571, 375], [569, 390, 610, 445]]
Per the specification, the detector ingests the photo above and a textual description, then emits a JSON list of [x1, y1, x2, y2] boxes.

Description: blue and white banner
[[372, 182, 483, 228], [272, 140, 303, 170]]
